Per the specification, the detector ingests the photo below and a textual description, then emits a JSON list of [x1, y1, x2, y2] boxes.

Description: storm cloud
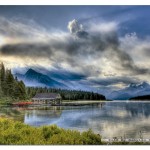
[[0, 17, 150, 88], [89, 76, 140, 87], [0, 43, 53, 58]]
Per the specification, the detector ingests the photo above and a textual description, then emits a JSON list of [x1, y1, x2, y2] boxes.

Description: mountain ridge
[[15, 68, 150, 100], [107, 82, 150, 100], [15, 68, 67, 88]]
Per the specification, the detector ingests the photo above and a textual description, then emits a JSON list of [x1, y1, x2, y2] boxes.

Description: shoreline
[[1, 100, 150, 107], [0, 117, 149, 145]]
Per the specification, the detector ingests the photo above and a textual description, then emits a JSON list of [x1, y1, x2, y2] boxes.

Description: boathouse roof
[[32, 93, 61, 100]]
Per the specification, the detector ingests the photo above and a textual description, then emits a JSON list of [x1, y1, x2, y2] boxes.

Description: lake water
[[1, 101, 150, 140]]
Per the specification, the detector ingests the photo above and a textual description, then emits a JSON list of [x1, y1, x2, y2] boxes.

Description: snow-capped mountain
[[107, 82, 150, 100]]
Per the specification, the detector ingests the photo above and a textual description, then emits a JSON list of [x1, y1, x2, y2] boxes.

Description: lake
[[1, 101, 150, 140]]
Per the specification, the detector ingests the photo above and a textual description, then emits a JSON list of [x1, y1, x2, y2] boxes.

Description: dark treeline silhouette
[[130, 95, 150, 101], [0, 62, 105, 103]]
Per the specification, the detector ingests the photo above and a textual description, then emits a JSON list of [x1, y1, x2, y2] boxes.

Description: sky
[[0, 6, 150, 95]]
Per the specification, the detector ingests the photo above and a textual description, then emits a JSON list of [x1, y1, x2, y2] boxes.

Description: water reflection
[[25, 106, 62, 126], [0, 106, 24, 121], [1, 102, 150, 139]]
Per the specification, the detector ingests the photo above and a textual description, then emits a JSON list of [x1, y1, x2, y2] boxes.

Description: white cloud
[[88, 21, 118, 33], [68, 19, 83, 34]]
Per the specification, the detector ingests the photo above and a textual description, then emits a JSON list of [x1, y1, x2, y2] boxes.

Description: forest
[[0, 63, 27, 104], [0, 62, 105, 104]]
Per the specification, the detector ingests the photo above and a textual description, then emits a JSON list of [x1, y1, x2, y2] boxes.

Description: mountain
[[15, 68, 97, 92], [107, 82, 150, 100], [15, 68, 67, 88], [15, 68, 150, 100]]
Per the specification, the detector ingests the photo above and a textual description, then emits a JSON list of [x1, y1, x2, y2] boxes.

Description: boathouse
[[32, 93, 62, 104]]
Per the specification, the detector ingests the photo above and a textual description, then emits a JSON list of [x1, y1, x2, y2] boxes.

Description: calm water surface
[[1, 101, 150, 139]]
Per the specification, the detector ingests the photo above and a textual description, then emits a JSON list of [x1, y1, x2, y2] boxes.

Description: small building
[[32, 93, 62, 105]]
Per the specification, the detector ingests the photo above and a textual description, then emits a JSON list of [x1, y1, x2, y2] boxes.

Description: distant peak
[[25, 68, 38, 75], [28, 68, 35, 72], [129, 82, 149, 88], [129, 83, 137, 87], [140, 81, 149, 87]]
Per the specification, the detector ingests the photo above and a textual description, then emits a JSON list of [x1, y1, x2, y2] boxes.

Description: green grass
[[0, 118, 102, 145], [0, 97, 12, 105]]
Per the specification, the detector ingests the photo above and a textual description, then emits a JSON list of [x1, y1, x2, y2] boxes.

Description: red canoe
[[12, 102, 33, 107]]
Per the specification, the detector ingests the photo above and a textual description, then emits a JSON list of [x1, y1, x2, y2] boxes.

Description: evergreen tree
[[17, 81, 27, 100], [0, 62, 27, 102], [0, 62, 5, 94], [4, 69, 15, 97]]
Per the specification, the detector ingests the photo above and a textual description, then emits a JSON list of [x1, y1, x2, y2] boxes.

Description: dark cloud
[[113, 49, 149, 75], [142, 47, 150, 57], [76, 31, 88, 39], [89, 76, 140, 87], [0, 43, 53, 58], [33, 67, 87, 81], [88, 31, 119, 52], [0, 18, 149, 78]]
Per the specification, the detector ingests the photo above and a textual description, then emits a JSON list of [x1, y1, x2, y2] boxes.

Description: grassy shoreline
[[0, 118, 102, 145], [0, 118, 149, 145]]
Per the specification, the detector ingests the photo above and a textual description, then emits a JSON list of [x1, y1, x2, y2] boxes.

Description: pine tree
[[4, 69, 15, 97], [0, 62, 5, 94], [0, 62, 28, 102], [0, 80, 3, 98]]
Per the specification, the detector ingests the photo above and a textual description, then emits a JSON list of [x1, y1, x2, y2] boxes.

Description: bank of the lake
[[0, 118, 149, 145], [0, 99, 109, 107], [0, 118, 102, 145], [0, 101, 150, 145]]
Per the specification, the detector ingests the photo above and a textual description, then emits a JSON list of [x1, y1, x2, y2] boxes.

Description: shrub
[[81, 129, 102, 145], [0, 118, 102, 145]]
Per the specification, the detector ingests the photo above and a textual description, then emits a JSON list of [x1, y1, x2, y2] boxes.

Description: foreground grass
[[0, 118, 149, 145], [0, 118, 102, 145]]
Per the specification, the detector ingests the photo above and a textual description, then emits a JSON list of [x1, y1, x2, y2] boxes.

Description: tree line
[[26, 87, 106, 101], [0, 63, 27, 103], [0, 62, 105, 103], [129, 95, 150, 101]]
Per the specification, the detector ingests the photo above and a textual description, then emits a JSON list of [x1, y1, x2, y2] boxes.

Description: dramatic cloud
[[0, 16, 49, 39], [68, 19, 88, 39], [88, 76, 140, 87], [0, 16, 150, 92], [68, 19, 83, 34], [0, 43, 53, 57]]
